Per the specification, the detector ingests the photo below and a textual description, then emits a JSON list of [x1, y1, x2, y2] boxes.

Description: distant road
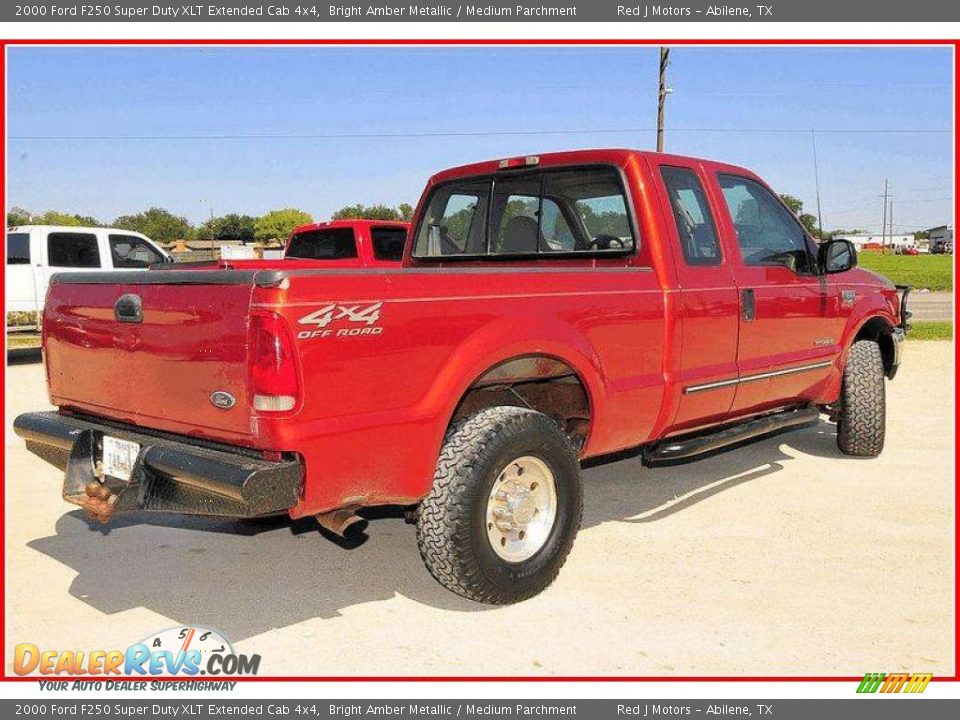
[[909, 292, 953, 322]]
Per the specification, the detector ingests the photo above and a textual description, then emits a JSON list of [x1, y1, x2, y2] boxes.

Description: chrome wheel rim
[[485, 456, 558, 563]]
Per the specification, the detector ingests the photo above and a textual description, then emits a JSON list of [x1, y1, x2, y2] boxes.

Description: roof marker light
[[498, 156, 540, 170]]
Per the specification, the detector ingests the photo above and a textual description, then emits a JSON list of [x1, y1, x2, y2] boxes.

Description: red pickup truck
[[285, 219, 408, 265], [16, 149, 909, 605], [170, 219, 409, 271]]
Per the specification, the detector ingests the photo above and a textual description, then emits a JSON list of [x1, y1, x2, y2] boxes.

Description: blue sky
[[6, 46, 954, 232]]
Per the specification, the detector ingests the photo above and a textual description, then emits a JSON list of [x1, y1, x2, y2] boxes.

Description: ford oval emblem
[[210, 391, 237, 410]]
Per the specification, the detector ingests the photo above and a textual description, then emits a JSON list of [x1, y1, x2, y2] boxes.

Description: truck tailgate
[[43, 272, 261, 443]]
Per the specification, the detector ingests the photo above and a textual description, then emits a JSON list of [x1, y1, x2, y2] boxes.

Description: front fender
[[843, 302, 900, 349]]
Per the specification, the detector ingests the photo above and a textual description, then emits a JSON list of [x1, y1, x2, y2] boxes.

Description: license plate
[[102, 436, 140, 481]]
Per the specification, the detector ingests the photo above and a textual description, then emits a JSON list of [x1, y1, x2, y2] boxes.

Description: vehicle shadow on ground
[[27, 421, 844, 641]]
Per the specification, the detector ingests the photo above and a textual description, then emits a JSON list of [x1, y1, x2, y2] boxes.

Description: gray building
[[926, 225, 953, 253]]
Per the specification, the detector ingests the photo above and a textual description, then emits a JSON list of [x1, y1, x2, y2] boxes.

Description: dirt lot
[[4, 343, 954, 677]]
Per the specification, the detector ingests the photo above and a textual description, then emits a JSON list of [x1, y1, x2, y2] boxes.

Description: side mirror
[[818, 238, 857, 274]]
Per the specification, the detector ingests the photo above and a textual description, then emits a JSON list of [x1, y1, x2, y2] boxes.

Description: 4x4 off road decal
[[297, 302, 384, 339]]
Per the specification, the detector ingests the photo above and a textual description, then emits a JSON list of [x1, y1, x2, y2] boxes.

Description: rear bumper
[[14, 411, 302, 522]]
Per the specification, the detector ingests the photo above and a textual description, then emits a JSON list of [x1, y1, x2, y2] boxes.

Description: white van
[[7, 225, 172, 325]]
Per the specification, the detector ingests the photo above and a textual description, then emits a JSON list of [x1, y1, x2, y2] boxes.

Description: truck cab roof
[[7, 224, 155, 237], [426, 148, 758, 185]]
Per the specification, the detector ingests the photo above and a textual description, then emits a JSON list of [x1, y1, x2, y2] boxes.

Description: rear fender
[[417, 316, 608, 462], [288, 316, 610, 518]]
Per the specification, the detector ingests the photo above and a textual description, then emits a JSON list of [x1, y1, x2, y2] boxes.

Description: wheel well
[[854, 316, 896, 377], [451, 356, 592, 449]]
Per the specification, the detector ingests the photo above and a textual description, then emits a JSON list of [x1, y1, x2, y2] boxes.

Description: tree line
[[7, 203, 415, 245], [9, 197, 922, 245]]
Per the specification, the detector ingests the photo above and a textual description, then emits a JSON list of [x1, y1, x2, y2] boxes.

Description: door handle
[[114, 294, 143, 323], [741, 289, 756, 322]]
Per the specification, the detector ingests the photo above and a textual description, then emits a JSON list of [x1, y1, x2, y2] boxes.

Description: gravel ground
[[4, 343, 954, 677]]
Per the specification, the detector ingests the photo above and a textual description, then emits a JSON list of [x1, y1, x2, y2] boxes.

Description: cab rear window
[[413, 166, 637, 258], [286, 228, 358, 259]]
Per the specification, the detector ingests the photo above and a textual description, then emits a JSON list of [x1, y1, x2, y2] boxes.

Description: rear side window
[[660, 166, 722, 266], [370, 227, 407, 261], [6, 233, 30, 265], [47, 232, 101, 268], [109, 234, 165, 267], [286, 228, 358, 260], [414, 166, 636, 258], [414, 182, 491, 256]]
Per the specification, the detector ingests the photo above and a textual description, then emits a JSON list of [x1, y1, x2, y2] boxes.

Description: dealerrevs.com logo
[[14, 626, 260, 677], [857, 672, 932, 694]]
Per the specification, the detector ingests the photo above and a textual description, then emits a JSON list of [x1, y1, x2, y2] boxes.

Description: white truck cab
[[6, 225, 172, 324]]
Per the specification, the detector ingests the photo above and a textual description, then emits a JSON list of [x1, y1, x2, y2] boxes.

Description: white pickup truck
[[6, 225, 172, 330]]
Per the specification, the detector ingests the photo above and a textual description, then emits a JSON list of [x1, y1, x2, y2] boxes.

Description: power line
[[9, 126, 951, 142]]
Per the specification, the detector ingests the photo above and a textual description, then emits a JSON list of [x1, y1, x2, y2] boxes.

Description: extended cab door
[[654, 161, 740, 430], [714, 172, 843, 414]]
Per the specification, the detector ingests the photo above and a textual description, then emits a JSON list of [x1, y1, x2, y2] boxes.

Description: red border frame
[[0, 36, 956, 684]]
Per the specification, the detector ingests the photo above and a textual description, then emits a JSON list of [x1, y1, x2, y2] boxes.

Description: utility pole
[[880, 179, 889, 253], [657, 47, 671, 153], [889, 200, 894, 252]]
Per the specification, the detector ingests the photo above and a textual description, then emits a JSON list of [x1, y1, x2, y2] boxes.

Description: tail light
[[249, 311, 300, 412]]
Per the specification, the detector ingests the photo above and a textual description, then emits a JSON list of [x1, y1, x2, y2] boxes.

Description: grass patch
[[857, 253, 953, 291], [6, 334, 41, 349], [907, 321, 953, 341], [6, 311, 39, 327]]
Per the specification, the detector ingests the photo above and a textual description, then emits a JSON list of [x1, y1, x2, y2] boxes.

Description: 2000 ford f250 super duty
[[16, 149, 910, 604]]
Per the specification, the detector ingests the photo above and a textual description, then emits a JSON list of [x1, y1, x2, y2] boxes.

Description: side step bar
[[642, 406, 821, 466]]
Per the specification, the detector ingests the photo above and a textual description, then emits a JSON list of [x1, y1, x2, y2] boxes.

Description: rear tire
[[416, 407, 582, 605], [837, 340, 886, 457]]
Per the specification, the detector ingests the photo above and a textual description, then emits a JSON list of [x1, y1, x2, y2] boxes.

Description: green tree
[[32, 210, 101, 227], [255, 208, 313, 242], [331, 203, 404, 221], [580, 204, 631, 239], [199, 213, 257, 244], [7, 207, 31, 226], [799, 213, 819, 236], [778, 193, 819, 237], [113, 207, 193, 244], [398, 203, 414, 222], [778, 194, 803, 215]]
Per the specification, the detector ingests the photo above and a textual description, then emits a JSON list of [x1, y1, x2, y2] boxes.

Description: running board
[[642, 406, 821, 466]]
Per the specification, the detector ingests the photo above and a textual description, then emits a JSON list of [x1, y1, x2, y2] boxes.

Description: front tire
[[416, 407, 582, 604], [837, 340, 886, 457]]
